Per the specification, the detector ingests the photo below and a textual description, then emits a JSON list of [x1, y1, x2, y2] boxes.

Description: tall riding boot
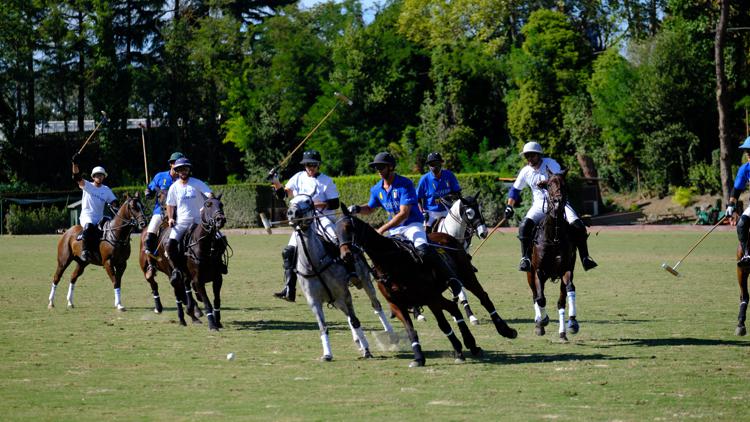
[[167, 239, 182, 286], [144, 232, 158, 256], [80, 224, 95, 262], [571, 219, 597, 271], [343, 259, 360, 285], [274, 245, 297, 302], [417, 244, 463, 300], [738, 216, 750, 268], [518, 218, 535, 272]]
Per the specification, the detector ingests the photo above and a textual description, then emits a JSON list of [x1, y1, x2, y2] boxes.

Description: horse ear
[[546, 168, 554, 178], [560, 168, 568, 176], [341, 202, 350, 216], [474, 191, 480, 201], [215, 193, 223, 200]]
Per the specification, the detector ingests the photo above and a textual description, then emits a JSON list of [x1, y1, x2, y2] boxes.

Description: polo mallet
[[76, 111, 108, 155], [471, 217, 507, 258], [139, 123, 149, 184], [259, 212, 330, 235], [661, 215, 728, 276], [267, 92, 353, 178]]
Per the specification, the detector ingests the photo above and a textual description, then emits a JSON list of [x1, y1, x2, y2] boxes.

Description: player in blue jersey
[[726, 137, 750, 267], [417, 152, 461, 233], [348, 152, 463, 299], [142, 152, 184, 259]]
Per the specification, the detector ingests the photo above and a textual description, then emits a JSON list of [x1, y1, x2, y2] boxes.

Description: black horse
[[338, 205, 489, 367], [526, 170, 579, 342]]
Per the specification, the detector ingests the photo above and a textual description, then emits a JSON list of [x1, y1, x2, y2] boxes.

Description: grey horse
[[288, 196, 375, 361]]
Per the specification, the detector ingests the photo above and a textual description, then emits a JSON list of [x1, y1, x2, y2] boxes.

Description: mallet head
[[661, 262, 679, 277], [259, 212, 272, 235], [334, 92, 353, 106]]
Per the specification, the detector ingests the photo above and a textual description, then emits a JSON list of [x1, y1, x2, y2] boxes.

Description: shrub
[[672, 186, 697, 208], [5, 204, 68, 234]]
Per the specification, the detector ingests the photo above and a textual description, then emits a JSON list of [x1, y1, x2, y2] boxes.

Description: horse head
[[201, 194, 226, 231], [287, 195, 316, 230], [459, 193, 488, 239], [544, 168, 568, 219], [119, 193, 147, 230]]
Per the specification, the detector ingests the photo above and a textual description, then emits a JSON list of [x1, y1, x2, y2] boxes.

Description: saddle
[[428, 217, 445, 234], [390, 237, 423, 265]]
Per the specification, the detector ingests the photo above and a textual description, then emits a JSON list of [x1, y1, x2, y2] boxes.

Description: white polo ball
[[226, 352, 235, 361]]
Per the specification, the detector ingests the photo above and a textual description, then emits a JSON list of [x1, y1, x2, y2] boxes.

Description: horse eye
[[466, 208, 475, 219]]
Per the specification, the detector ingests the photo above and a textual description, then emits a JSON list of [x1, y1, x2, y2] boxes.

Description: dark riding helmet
[[300, 150, 322, 165], [740, 136, 750, 150], [173, 157, 192, 170], [426, 152, 443, 165], [168, 152, 185, 164], [369, 152, 396, 169]]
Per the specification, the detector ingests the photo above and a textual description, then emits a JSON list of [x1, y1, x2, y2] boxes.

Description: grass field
[[2, 228, 749, 421]]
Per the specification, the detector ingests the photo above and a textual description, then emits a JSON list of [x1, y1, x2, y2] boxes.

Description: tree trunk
[[576, 152, 603, 207], [77, 10, 85, 133], [716, 0, 731, 204]]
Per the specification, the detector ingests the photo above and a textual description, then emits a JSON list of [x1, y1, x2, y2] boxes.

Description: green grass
[[1, 230, 749, 421]]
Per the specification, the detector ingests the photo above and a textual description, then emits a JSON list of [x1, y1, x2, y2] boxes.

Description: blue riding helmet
[[173, 157, 192, 169], [740, 136, 750, 150]]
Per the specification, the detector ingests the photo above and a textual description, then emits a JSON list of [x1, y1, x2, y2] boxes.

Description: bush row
[[6, 172, 594, 233]]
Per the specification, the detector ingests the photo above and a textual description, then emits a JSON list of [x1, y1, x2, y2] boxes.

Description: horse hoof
[[321, 355, 333, 362], [454, 356, 466, 364], [501, 327, 518, 339], [535, 326, 545, 336], [67, 302, 74, 309], [179, 320, 187, 327], [209, 327, 220, 332], [194, 309, 204, 318], [408, 360, 425, 368], [417, 314, 426, 322], [116, 305, 126, 312], [559, 333, 569, 343], [736, 326, 747, 336], [469, 315, 479, 325], [470, 347, 483, 357], [216, 322, 224, 329], [540, 315, 550, 327], [48, 302, 54, 309], [363, 350, 373, 359], [567, 319, 579, 334], [192, 318, 203, 324]]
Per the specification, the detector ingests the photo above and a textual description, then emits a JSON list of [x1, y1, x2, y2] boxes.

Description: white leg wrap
[[458, 289, 468, 302], [558, 308, 565, 334], [355, 327, 369, 350], [375, 309, 394, 332], [567, 291, 577, 317], [114, 287, 122, 306], [49, 284, 57, 303], [321, 333, 332, 357], [534, 302, 543, 321], [67, 283, 75, 304]]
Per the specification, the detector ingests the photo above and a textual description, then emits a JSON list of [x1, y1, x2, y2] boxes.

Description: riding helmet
[[91, 166, 108, 178], [369, 152, 396, 168], [173, 157, 192, 169], [168, 152, 185, 164], [300, 150, 322, 165], [740, 136, 750, 150], [426, 152, 443, 164], [520, 141, 543, 156]]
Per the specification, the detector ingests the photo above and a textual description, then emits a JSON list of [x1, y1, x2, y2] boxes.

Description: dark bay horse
[[181, 195, 228, 331], [137, 186, 204, 326], [338, 205, 513, 367], [526, 170, 578, 342], [49, 194, 147, 310]]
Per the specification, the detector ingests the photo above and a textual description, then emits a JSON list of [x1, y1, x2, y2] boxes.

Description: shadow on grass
[[387, 350, 628, 365], [229, 319, 350, 331], [504, 318, 650, 325], [606, 337, 750, 347]]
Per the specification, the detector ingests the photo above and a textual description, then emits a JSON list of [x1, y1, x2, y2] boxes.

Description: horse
[[287, 196, 375, 361], [338, 205, 512, 367], [180, 195, 229, 331], [138, 189, 204, 326], [735, 245, 750, 336], [526, 169, 579, 342], [48, 194, 147, 311], [434, 194, 490, 324]]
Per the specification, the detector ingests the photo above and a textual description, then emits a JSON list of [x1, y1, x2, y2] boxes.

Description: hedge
[[7, 171, 592, 233]]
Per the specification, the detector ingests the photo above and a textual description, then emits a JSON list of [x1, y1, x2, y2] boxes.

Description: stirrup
[[738, 255, 750, 268], [518, 257, 531, 272], [80, 250, 90, 262], [581, 256, 598, 271]]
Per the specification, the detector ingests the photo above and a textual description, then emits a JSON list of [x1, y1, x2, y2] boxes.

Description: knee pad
[[282, 245, 297, 268]]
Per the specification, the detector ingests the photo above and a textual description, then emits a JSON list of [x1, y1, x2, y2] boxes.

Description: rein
[[102, 201, 144, 247]]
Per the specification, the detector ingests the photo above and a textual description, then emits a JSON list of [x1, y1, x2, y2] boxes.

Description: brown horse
[[735, 245, 749, 336], [48, 194, 147, 310], [181, 195, 228, 331], [338, 205, 515, 367], [526, 170, 579, 342], [138, 188, 203, 326]]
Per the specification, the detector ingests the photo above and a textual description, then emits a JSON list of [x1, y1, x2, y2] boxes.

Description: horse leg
[[362, 278, 394, 335], [462, 277, 517, 339], [528, 271, 548, 335], [413, 307, 426, 322], [309, 300, 333, 361], [193, 278, 218, 331], [441, 296, 482, 357], [171, 282, 188, 326], [112, 261, 127, 311], [143, 265, 163, 314], [426, 302, 466, 363], [564, 273, 579, 335], [737, 261, 749, 336], [457, 288, 479, 325], [556, 277, 568, 343], [338, 292, 372, 359], [65, 263, 87, 309], [391, 303, 425, 367], [49, 255, 73, 309], [212, 275, 223, 329]]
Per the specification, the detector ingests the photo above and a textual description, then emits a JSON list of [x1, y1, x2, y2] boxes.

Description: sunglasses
[[373, 164, 388, 171], [305, 163, 320, 167]]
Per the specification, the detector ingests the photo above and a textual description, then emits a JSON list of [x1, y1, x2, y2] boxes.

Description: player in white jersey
[[72, 155, 118, 262], [270, 150, 346, 302], [165, 157, 214, 283], [504, 142, 597, 272]]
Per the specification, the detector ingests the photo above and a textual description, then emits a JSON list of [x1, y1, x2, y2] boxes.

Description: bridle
[[103, 198, 147, 246]]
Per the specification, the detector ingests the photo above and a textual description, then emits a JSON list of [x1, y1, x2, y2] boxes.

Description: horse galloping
[[288, 197, 375, 361], [526, 170, 579, 342], [338, 205, 491, 367], [49, 194, 147, 310]]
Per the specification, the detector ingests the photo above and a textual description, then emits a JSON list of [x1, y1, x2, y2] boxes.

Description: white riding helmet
[[520, 141, 543, 156], [91, 166, 108, 178]]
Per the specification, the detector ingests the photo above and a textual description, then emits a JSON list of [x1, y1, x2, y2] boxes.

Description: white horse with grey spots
[[288, 196, 376, 361]]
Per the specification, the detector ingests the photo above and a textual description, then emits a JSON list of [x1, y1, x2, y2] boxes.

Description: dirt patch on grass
[[605, 192, 724, 223]]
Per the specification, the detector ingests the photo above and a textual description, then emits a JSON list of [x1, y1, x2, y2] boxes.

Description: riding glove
[[348, 205, 361, 215], [727, 204, 736, 217], [504, 205, 515, 219]]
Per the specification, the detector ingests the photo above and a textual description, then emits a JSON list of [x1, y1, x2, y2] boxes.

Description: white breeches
[[147, 214, 163, 234], [169, 221, 194, 240], [386, 222, 428, 248], [525, 201, 579, 224], [426, 210, 448, 227]]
